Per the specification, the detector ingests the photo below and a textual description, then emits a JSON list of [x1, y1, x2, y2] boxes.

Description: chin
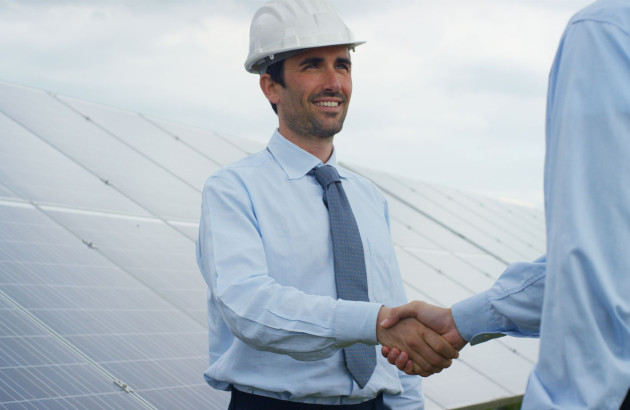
[[314, 124, 343, 139]]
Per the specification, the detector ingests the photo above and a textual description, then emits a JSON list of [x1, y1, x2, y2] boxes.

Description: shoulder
[[205, 149, 272, 186], [570, 0, 630, 35], [201, 149, 279, 203]]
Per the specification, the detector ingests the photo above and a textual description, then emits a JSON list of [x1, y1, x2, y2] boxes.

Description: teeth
[[315, 101, 339, 107]]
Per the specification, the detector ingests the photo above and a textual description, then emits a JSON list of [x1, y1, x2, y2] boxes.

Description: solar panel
[[0, 112, 151, 217], [399, 177, 546, 251], [0, 180, 21, 200], [0, 202, 229, 408], [58, 96, 221, 192], [408, 249, 496, 293], [398, 179, 544, 258], [397, 249, 476, 307], [452, 188, 546, 246], [43, 208, 205, 321], [389, 218, 443, 251], [0, 206, 148, 409], [422, 359, 512, 409], [0, 80, 544, 409], [348, 165, 531, 262], [143, 116, 256, 167], [0, 299, 150, 409], [0, 83, 201, 221], [386, 193, 484, 254]]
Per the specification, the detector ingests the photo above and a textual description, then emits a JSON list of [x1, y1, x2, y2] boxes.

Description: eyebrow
[[298, 57, 324, 67], [336, 57, 352, 67], [298, 56, 352, 67]]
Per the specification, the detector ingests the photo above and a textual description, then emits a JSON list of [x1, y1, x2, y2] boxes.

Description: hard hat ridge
[[245, 0, 365, 74]]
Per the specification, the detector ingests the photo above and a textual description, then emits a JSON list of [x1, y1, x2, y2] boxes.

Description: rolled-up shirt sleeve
[[451, 256, 546, 344], [197, 174, 380, 361]]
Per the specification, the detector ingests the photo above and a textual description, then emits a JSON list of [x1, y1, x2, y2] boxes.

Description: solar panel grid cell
[[58, 96, 221, 192], [398, 177, 546, 255], [44, 210, 206, 320], [0, 113, 148, 218], [387, 195, 483, 254], [147, 116, 262, 165], [0, 295, 151, 409], [0, 202, 224, 408], [0, 83, 200, 222]]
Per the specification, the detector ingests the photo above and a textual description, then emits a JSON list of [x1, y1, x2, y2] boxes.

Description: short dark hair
[[265, 59, 286, 114]]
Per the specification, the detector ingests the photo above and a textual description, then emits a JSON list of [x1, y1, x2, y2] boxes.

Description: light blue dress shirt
[[453, 1, 630, 408], [196, 130, 423, 408]]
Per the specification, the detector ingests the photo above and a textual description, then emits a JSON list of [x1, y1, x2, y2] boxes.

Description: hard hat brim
[[245, 40, 366, 74]]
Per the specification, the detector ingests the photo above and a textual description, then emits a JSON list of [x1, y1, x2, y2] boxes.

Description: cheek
[[344, 77, 352, 98]]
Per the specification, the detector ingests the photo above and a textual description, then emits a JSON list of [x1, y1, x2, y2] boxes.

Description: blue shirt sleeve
[[451, 256, 546, 344]]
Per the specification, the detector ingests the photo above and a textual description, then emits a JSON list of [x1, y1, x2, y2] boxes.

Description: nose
[[321, 66, 342, 92]]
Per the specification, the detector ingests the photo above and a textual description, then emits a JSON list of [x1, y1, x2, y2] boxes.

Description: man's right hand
[[376, 305, 459, 377], [379, 301, 467, 376]]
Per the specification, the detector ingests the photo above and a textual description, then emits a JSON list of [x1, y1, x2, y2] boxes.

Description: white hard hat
[[245, 0, 365, 74]]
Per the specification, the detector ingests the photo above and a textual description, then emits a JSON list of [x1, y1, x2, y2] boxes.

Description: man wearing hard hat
[[196, 0, 457, 408]]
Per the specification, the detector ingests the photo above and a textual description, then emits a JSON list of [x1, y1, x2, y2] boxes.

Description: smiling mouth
[[314, 101, 340, 107]]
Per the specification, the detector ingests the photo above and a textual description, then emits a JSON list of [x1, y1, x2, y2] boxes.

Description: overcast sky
[[0, 0, 594, 208]]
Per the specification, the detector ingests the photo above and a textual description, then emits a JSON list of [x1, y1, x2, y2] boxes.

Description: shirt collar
[[267, 130, 349, 180]]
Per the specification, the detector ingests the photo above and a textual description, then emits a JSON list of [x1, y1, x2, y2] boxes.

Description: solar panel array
[[0, 81, 544, 409]]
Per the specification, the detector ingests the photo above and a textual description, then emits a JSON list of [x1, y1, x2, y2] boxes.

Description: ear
[[260, 74, 281, 105]]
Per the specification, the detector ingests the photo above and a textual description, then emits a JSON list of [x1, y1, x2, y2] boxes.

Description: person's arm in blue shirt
[[197, 173, 456, 370], [451, 256, 546, 344], [197, 174, 379, 361], [380, 257, 547, 374]]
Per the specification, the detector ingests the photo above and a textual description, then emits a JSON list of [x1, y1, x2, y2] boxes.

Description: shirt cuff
[[452, 291, 505, 345], [334, 300, 381, 346]]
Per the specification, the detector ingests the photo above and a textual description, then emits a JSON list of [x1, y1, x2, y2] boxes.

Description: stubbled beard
[[283, 93, 348, 140], [285, 112, 345, 140], [310, 112, 345, 139]]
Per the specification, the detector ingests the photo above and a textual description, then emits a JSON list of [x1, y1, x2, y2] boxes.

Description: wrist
[[376, 305, 391, 344], [335, 300, 381, 346]]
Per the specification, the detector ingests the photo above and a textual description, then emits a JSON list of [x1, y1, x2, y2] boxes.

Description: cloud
[[0, 1, 262, 129]]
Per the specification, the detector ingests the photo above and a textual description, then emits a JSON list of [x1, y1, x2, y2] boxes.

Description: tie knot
[[312, 165, 340, 188]]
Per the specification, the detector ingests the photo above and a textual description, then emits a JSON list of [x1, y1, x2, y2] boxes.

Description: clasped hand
[[376, 301, 467, 376]]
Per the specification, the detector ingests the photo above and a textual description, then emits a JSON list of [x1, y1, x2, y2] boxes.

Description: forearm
[[201, 223, 380, 359], [215, 278, 381, 360], [199, 174, 380, 360]]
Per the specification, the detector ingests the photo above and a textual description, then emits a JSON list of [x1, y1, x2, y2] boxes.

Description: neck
[[278, 127, 334, 163]]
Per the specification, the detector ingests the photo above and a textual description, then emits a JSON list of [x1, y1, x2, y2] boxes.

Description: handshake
[[376, 301, 467, 376]]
